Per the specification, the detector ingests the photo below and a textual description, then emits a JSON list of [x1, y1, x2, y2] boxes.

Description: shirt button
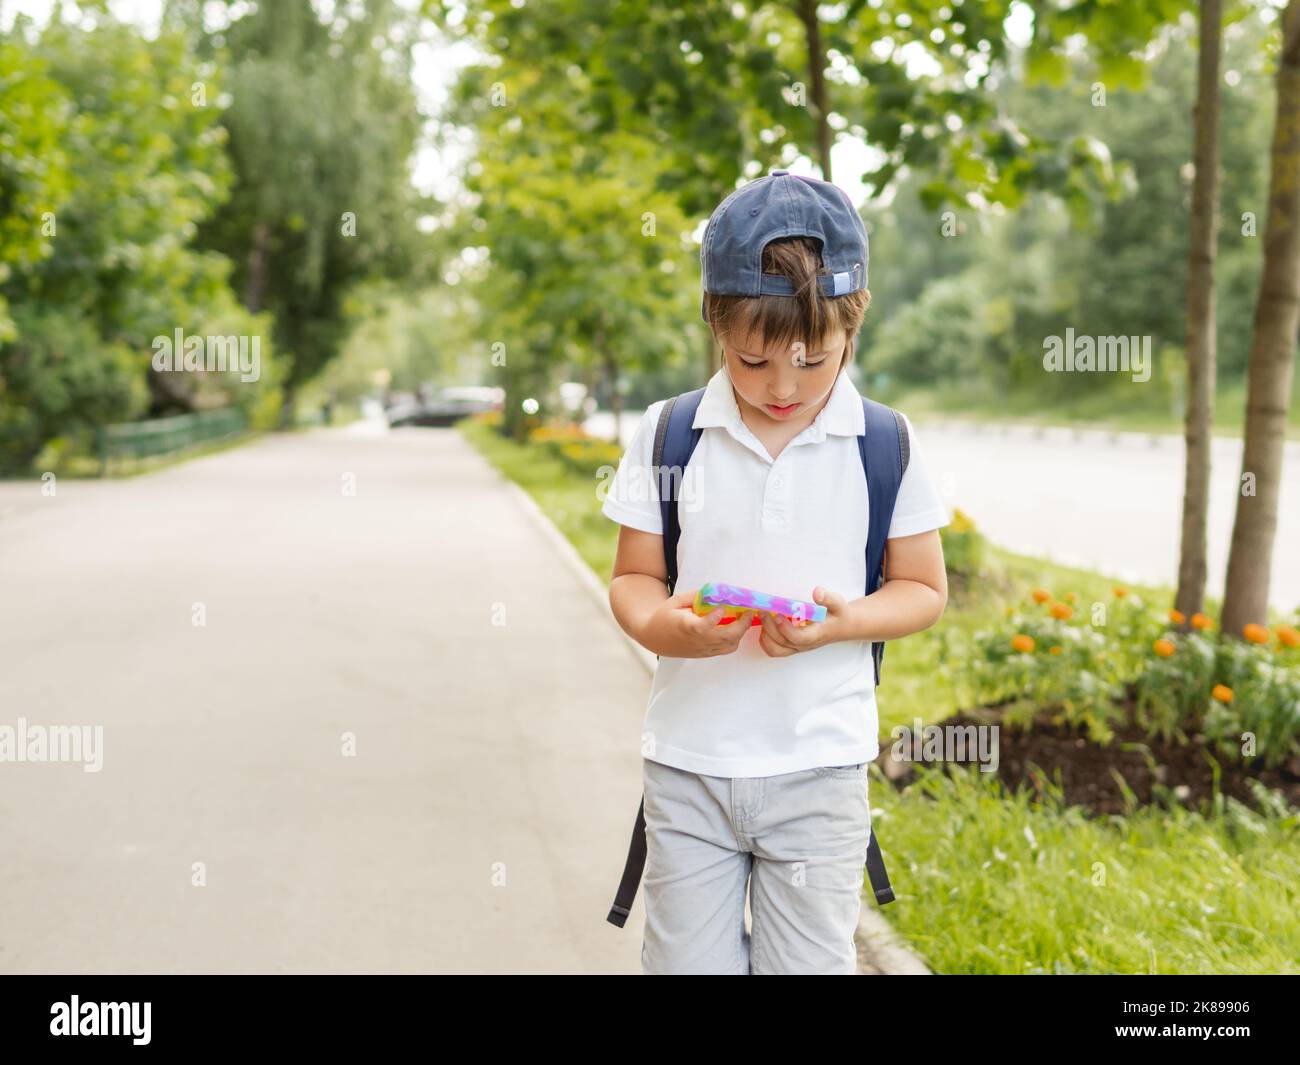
[[773, 477, 783, 488]]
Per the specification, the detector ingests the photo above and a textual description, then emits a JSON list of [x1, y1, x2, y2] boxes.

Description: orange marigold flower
[[1211, 684, 1233, 703], [1191, 613, 1212, 630], [1064, 592, 1078, 603], [1113, 586, 1129, 598], [1243, 623, 1270, 645], [1048, 646, 1063, 655], [1031, 588, 1051, 604], [1276, 625, 1300, 649], [1011, 634, 1035, 653], [1153, 638, 1176, 657], [1049, 602, 1073, 620], [1168, 609, 1186, 624]]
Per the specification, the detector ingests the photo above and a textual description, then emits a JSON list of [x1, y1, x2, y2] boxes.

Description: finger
[[761, 613, 794, 650], [691, 606, 726, 630], [777, 615, 808, 648], [816, 587, 846, 617]]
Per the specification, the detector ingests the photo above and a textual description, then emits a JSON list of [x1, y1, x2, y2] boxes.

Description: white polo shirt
[[601, 365, 949, 778]]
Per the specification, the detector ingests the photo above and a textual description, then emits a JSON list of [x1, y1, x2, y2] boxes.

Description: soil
[[875, 696, 1300, 818]]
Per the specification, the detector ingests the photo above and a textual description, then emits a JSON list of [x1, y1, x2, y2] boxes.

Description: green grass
[[871, 764, 1300, 974], [459, 413, 1300, 974]]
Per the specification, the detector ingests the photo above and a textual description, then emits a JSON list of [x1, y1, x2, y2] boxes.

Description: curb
[[856, 905, 931, 975], [496, 461, 931, 975], [496, 475, 657, 675]]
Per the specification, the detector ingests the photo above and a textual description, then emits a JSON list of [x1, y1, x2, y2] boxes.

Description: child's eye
[[738, 356, 827, 370]]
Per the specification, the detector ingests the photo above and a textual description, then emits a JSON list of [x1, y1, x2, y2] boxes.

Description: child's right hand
[[641, 589, 753, 659]]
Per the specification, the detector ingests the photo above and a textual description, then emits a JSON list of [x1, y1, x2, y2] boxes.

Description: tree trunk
[[797, 0, 832, 181], [244, 221, 270, 314], [1175, 0, 1224, 624], [278, 384, 296, 430], [599, 334, 622, 445], [1221, 0, 1300, 637]]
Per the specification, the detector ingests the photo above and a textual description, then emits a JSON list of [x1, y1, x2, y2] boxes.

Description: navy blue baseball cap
[[700, 169, 869, 324]]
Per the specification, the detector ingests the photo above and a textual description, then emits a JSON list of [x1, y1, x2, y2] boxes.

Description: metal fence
[[97, 407, 248, 473]]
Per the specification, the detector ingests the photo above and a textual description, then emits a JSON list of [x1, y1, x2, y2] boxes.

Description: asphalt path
[[0, 425, 649, 973]]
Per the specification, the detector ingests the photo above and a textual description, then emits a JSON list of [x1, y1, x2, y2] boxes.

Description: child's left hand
[[757, 586, 849, 657]]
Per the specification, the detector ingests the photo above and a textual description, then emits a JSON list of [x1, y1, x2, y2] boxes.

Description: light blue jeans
[[640, 757, 873, 975]]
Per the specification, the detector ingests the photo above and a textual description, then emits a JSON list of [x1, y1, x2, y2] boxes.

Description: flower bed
[[932, 586, 1300, 813], [528, 422, 623, 477]]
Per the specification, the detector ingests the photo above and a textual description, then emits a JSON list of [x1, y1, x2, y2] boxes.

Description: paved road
[[0, 425, 649, 973], [588, 411, 1300, 612]]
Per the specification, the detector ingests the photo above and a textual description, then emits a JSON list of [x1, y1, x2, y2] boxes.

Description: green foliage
[[865, 10, 1278, 416], [0, 11, 277, 468], [0, 306, 144, 470], [956, 582, 1300, 770], [1137, 627, 1300, 769], [0, 37, 74, 340], [192, 0, 436, 405], [939, 506, 986, 582], [446, 56, 703, 440]]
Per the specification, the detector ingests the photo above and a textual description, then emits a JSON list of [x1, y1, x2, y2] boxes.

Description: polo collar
[[692, 365, 865, 440]]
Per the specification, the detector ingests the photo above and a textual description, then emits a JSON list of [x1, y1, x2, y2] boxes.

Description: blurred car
[[385, 385, 503, 427]]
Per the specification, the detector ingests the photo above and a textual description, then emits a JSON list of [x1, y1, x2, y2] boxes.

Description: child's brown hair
[[703, 236, 871, 370]]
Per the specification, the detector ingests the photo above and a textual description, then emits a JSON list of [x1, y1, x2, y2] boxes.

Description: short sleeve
[[599, 400, 667, 535], [887, 412, 950, 538]]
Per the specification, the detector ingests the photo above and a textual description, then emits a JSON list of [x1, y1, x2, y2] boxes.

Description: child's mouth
[[765, 402, 800, 417]]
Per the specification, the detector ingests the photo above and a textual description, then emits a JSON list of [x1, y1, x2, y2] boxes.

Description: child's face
[[720, 324, 849, 426]]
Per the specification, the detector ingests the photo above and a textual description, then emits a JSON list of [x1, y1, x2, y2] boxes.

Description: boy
[[600, 169, 950, 974]]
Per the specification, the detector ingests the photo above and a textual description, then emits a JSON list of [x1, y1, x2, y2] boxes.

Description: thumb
[[812, 586, 845, 614]]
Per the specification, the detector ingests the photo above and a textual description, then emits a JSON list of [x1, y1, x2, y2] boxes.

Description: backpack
[[606, 385, 911, 928]]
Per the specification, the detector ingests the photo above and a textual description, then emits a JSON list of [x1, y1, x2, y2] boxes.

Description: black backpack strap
[[855, 399, 910, 909], [866, 829, 895, 905], [607, 390, 705, 930], [606, 797, 646, 927]]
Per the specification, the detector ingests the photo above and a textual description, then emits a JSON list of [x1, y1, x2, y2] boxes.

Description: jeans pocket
[[812, 762, 866, 779]]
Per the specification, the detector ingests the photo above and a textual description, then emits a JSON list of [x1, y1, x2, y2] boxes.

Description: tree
[[181, 0, 437, 422], [1221, 0, 1300, 636], [0, 12, 273, 470], [1175, 0, 1226, 621], [440, 61, 699, 441], [427, 0, 1137, 405]]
